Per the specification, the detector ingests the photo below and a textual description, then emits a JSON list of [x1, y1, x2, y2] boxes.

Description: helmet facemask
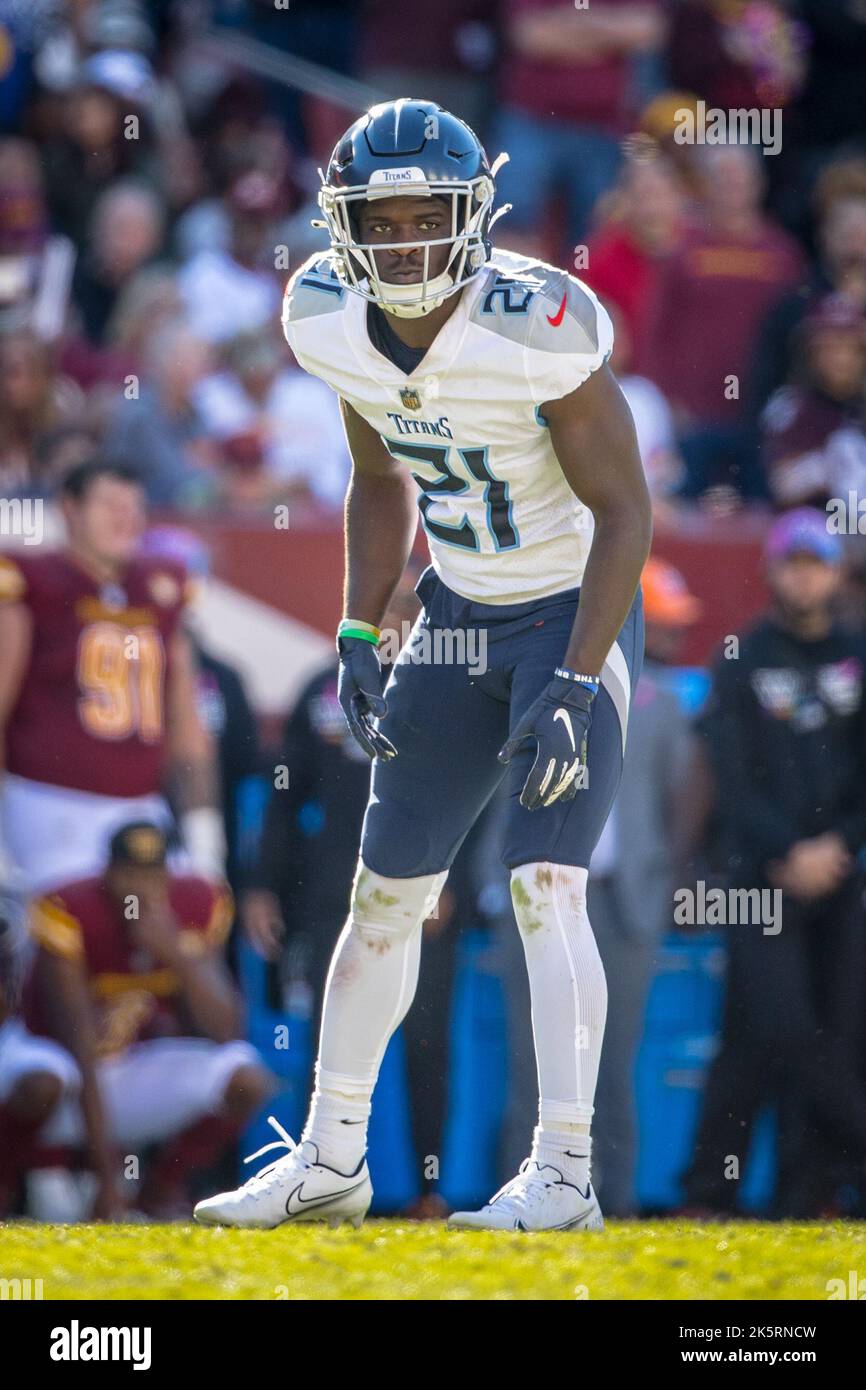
[[317, 173, 496, 318]]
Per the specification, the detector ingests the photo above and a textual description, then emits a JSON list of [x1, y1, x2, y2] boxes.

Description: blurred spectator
[[103, 321, 219, 507], [668, 0, 807, 111], [14, 822, 272, 1219], [32, 423, 100, 496], [607, 305, 686, 518], [0, 135, 78, 345], [0, 328, 84, 494], [0, 2, 57, 133], [585, 146, 687, 364], [40, 51, 162, 246], [493, 0, 667, 256], [836, 541, 866, 636], [194, 330, 351, 512], [683, 510, 866, 1217], [644, 143, 804, 499], [30, 0, 156, 105], [635, 90, 707, 198], [0, 136, 48, 287], [586, 558, 698, 1216], [360, 0, 498, 138], [761, 294, 866, 509], [793, 1, 866, 170], [177, 171, 283, 345], [237, 0, 363, 152], [104, 265, 184, 363], [72, 181, 166, 345], [58, 264, 180, 400], [810, 160, 866, 303], [750, 159, 866, 419], [175, 93, 300, 264]]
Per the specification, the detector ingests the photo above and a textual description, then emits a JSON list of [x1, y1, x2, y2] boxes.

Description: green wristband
[[338, 618, 380, 645]]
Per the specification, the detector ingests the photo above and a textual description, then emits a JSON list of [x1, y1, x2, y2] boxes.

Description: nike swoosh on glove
[[498, 675, 595, 810], [337, 636, 397, 761]]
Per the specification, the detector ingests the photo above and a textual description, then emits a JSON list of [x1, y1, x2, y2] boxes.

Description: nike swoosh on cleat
[[285, 1178, 367, 1217], [547, 292, 567, 327]]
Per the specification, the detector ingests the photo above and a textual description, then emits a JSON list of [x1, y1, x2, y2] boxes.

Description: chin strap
[[378, 270, 456, 318]]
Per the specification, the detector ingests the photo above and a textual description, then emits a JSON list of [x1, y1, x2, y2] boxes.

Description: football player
[[0, 458, 225, 892], [196, 99, 651, 1233], [16, 822, 271, 1220]]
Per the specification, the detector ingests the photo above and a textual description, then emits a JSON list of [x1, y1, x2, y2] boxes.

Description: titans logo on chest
[[385, 411, 453, 438]]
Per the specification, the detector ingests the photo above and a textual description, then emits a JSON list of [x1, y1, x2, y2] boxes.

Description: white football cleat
[[447, 1160, 604, 1232], [193, 1116, 372, 1230]]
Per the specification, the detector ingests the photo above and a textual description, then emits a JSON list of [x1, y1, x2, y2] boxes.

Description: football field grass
[[2, 1218, 864, 1300]]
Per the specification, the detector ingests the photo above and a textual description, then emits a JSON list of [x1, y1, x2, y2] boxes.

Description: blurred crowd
[[0, 0, 866, 513]]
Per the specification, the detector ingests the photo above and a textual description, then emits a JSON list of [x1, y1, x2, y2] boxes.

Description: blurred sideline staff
[[684, 510, 866, 1217]]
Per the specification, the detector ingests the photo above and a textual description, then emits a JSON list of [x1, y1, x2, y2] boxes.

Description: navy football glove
[[499, 675, 595, 811], [337, 636, 397, 761]]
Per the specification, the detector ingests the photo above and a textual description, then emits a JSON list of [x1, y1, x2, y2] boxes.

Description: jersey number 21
[[383, 439, 519, 552]]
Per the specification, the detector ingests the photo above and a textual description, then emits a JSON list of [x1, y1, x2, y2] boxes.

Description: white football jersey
[[282, 248, 614, 604]]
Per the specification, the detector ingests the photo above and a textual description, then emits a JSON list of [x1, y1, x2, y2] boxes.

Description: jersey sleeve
[[0, 555, 28, 606], [281, 251, 348, 385], [524, 269, 614, 409]]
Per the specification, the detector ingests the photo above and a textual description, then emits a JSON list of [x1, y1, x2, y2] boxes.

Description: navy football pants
[[361, 566, 644, 877]]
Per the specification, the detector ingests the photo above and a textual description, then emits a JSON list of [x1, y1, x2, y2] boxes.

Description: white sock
[[511, 862, 606, 1193], [302, 1079, 371, 1174], [531, 1121, 592, 1192], [302, 860, 447, 1173]]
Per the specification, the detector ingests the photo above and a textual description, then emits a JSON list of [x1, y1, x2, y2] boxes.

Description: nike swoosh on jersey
[[547, 292, 567, 327], [553, 707, 575, 749], [285, 1178, 367, 1217]]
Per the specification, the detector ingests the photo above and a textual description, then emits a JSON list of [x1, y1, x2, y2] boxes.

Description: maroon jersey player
[[6, 822, 272, 1219], [0, 459, 225, 891]]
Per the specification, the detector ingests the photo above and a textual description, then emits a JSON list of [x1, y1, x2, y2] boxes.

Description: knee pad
[[510, 861, 589, 935], [349, 860, 448, 944]]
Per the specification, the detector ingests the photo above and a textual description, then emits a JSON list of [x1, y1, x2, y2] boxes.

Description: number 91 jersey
[[282, 248, 614, 604], [0, 551, 188, 796]]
